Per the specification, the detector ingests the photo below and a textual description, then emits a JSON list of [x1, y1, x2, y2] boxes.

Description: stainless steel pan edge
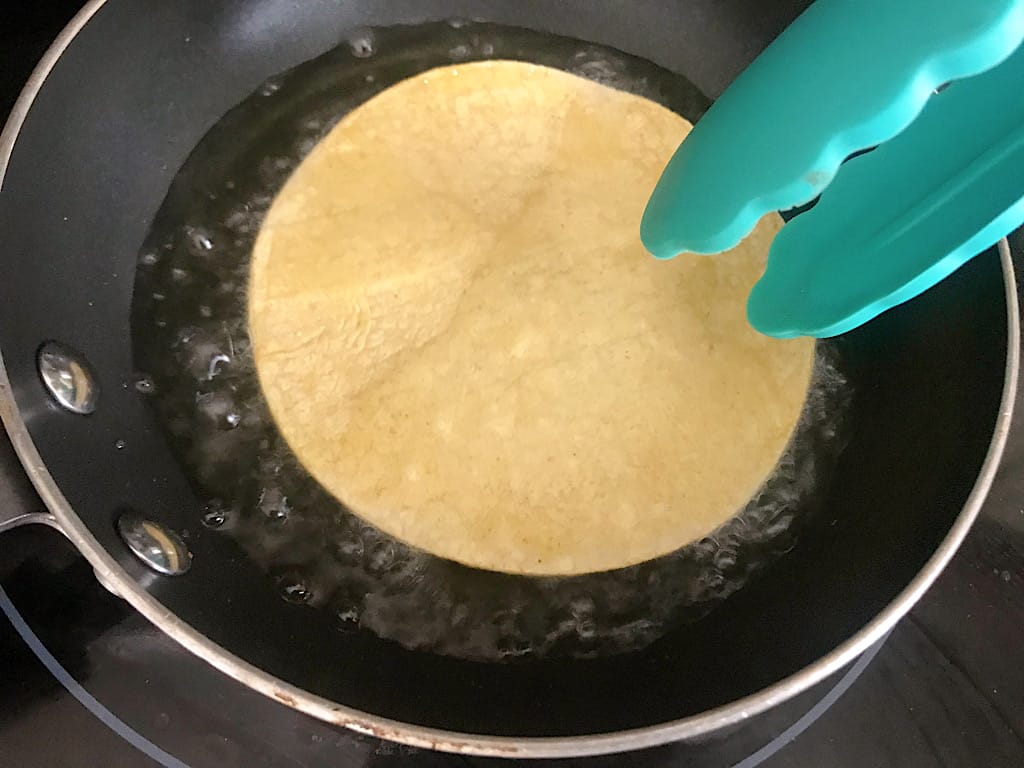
[[0, 0, 1019, 757]]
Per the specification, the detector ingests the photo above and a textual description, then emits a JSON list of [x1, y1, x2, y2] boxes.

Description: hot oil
[[132, 21, 850, 662]]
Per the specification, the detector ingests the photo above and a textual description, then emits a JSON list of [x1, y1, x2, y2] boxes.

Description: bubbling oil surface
[[132, 21, 850, 661]]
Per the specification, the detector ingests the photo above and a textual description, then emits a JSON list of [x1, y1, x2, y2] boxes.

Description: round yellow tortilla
[[248, 61, 814, 576]]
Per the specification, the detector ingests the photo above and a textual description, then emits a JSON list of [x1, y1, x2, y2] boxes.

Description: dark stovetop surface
[[1, 3, 1023, 767]]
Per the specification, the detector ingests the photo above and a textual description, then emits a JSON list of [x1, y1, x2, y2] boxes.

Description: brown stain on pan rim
[[330, 709, 522, 755], [273, 690, 297, 707]]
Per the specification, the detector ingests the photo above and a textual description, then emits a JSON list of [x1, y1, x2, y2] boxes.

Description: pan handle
[[0, 507, 120, 595], [1, 416, 67, 536], [0, 510, 64, 535], [0, 435, 119, 592]]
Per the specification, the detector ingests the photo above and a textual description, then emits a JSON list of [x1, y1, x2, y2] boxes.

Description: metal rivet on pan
[[37, 342, 99, 415], [116, 514, 192, 576]]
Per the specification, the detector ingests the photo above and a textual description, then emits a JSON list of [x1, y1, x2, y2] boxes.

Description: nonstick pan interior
[[130, 20, 854, 666], [0, 0, 1012, 747]]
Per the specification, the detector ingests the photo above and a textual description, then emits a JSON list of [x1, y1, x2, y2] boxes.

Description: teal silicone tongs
[[640, 0, 1024, 338]]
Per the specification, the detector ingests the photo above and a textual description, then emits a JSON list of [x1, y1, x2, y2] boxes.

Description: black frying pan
[[0, 0, 1017, 758]]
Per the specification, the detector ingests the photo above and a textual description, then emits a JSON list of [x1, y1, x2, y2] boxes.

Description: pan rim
[[0, 0, 1019, 757]]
